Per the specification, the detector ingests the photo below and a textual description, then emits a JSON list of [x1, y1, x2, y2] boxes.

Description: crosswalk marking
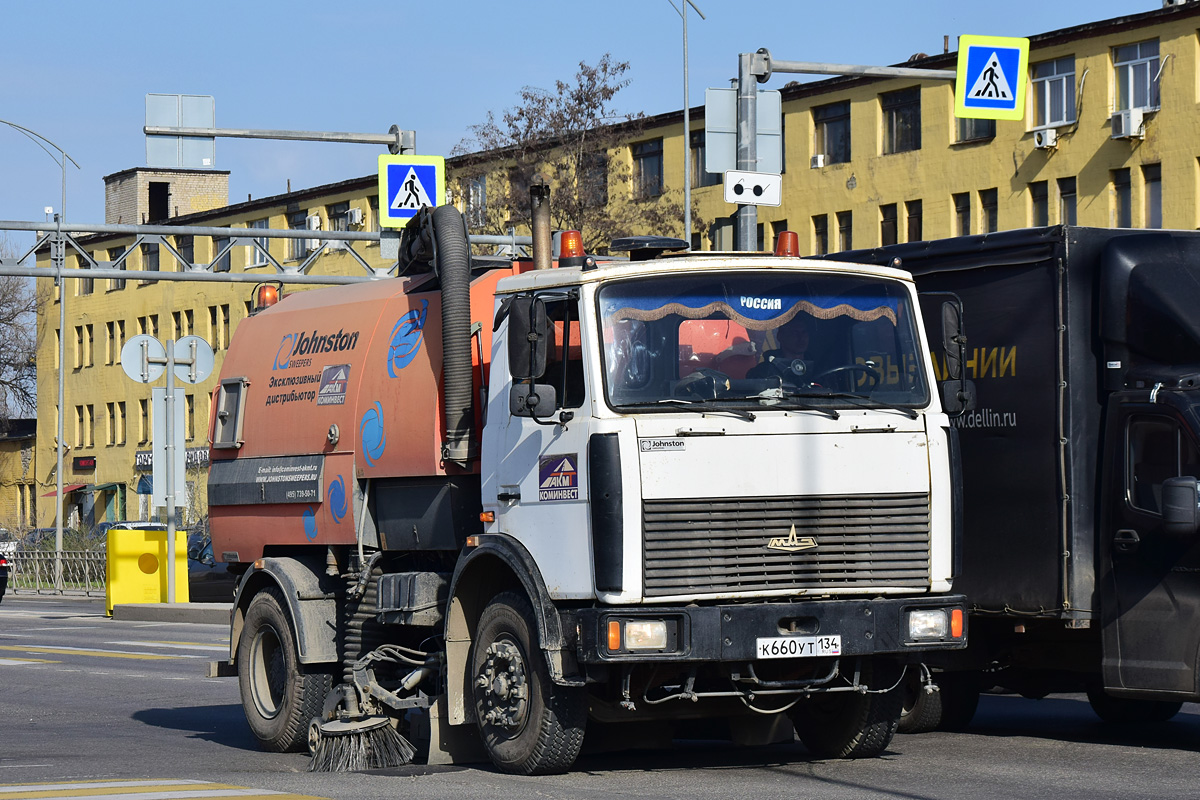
[[0, 779, 329, 800], [0, 658, 59, 666]]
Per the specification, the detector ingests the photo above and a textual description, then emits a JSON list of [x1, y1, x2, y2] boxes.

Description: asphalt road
[[2, 594, 1200, 800]]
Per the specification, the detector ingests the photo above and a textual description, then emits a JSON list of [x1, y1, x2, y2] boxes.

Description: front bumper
[[576, 595, 966, 664]]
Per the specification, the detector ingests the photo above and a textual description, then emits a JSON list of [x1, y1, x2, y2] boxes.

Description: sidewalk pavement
[[9, 591, 232, 624]]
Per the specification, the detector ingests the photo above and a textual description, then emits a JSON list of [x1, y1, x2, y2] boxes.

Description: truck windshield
[[598, 272, 929, 412]]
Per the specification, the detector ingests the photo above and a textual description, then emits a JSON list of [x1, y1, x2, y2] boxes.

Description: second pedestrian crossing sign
[[378, 154, 445, 227], [955, 35, 1029, 121]]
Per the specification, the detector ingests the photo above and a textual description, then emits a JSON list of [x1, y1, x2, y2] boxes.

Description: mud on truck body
[[207, 204, 966, 774]]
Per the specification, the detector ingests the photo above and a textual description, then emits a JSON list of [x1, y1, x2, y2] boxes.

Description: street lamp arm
[[0, 117, 81, 170]]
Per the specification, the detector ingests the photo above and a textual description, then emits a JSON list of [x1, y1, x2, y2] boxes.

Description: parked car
[[187, 531, 237, 603], [0, 551, 8, 602], [0, 529, 17, 556]]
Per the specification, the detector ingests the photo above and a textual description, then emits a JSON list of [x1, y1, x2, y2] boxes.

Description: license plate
[[755, 635, 842, 659]]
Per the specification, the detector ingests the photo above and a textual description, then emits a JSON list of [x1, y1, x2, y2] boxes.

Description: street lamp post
[[0, 118, 80, 591], [668, 0, 705, 248]]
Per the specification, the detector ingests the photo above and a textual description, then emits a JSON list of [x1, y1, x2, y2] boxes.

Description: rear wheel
[[471, 592, 585, 774], [790, 660, 902, 758], [897, 668, 942, 734], [238, 587, 332, 752], [1086, 681, 1182, 724]]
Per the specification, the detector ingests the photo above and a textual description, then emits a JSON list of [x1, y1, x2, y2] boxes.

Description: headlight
[[908, 609, 949, 640], [624, 620, 668, 650]]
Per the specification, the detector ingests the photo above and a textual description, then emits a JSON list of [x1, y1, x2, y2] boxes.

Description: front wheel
[[897, 668, 942, 734], [237, 587, 332, 752], [471, 592, 585, 774], [789, 660, 902, 758]]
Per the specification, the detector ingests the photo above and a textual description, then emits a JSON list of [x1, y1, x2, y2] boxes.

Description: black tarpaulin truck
[[827, 226, 1200, 729]]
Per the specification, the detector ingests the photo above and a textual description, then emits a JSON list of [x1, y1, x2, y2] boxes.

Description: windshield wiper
[[723, 392, 839, 420], [619, 398, 757, 421], [784, 390, 919, 419]]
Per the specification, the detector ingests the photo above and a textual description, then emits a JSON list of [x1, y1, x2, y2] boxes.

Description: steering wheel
[[811, 364, 881, 389], [674, 368, 732, 399]]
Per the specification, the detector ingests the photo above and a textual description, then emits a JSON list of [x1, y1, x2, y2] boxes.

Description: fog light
[[908, 609, 949, 640], [624, 620, 668, 650]]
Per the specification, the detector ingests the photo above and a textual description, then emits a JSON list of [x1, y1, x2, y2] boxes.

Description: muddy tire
[[471, 592, 586, 774], [238, 587, 332, 752], [790, 661, 902, 758], [897, 668, 943, 734], [1086, 682, 1182, 724]]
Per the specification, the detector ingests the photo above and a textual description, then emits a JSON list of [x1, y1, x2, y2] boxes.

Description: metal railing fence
[[8, 550, 106, 596]]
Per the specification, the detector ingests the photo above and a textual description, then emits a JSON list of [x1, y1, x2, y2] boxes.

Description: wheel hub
[[476, 639, 529, 732]]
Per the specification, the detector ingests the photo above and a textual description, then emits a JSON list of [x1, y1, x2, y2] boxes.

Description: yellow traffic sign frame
[[955, 35, 1030, 121], [378, 155, 446, 228]]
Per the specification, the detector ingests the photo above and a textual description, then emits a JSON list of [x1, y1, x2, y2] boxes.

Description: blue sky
[[0, 1, 1148, 227]]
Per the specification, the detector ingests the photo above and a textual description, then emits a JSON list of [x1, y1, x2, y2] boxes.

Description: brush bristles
[[309, 724, 416, 772]]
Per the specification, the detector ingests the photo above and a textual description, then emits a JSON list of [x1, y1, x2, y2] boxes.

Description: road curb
[[112, 602, 233, 624]]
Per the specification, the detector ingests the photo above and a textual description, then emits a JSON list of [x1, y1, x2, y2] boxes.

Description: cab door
[[1101, 404, 1200, 695], [487, 292, 595, 599]]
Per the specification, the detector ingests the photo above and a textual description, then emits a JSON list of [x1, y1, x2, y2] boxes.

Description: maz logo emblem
[[767, 525, 817, 552]]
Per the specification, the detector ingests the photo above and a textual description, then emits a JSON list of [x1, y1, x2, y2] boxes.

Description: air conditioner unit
[[346, 207, 364, 226], [306, 214, 322, 252], [810, 154, 827, 169], [1111, 108, 1145, 140], [1033, 129, 1058, 149]]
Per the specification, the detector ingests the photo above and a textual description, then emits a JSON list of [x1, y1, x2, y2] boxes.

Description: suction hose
[[432, 205, 476, 464]]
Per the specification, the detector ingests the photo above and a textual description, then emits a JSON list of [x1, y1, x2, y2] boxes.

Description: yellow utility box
[[105, 528, 189, 615]]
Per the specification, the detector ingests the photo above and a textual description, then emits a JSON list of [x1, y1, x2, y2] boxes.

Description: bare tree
[[0, 235, 38, 421], [452, 55, 705, 253]]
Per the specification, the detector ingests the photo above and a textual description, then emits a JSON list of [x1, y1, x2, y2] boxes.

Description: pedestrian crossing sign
[[377, 154, 446, 227], [955, 35, 1029, 121]]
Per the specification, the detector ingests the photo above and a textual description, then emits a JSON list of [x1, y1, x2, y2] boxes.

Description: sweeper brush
[[308, 716, 415, 772]]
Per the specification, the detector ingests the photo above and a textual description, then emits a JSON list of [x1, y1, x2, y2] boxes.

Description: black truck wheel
[[470, 591, 586, 775], [934, 671, 981, 731], [790, 661, 902, 758], [897, 668, 942, 734], [1086, 682, 1182, 724], [238, 587, 332, 752]]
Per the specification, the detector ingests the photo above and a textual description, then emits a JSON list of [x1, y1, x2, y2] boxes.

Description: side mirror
[[508, 296, 551, 380], [941, 380, 977, 416], [941, 301, 964, 381], [510, 382, 558, 418], [1162, 476, 1200, 535]]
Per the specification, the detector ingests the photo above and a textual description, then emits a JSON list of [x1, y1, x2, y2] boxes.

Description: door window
[[540, 297, 585, 411], [1127, 416, 1200, 514]]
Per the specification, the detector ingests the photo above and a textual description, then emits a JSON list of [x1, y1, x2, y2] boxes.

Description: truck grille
[[642, 493, 930, 597]]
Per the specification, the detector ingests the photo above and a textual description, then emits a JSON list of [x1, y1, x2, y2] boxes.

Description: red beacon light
[[774, 230, 801, 257], [252, 282, 283, 314], [558, 230, 596, 269]]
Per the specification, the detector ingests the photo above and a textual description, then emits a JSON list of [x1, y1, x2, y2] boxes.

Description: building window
[[185, 393, 195, 441], [288, 210, 309, 260], [327, 202, 350, 232], [173, 309, 193, 339], [148, 181, 170, 222], [880, 204, 898, 246], [77, 254, 93, 296], [212, 236, 231, 272], [75, 405, 84, 448], [956, 117, 995, 143], [689, 130, 721, 188], [1114, 40, 1160, 112], [139, 398, 150, 444], [140, 242, 159, 286], [107, 246, 126, 291], [105, 321, 116, 365], [106, 402, 116, 446], [1143, 164, 1162, 229], [1030, 181, 1049, 227], [980, 188, 998, 233], [116, 401, 126, 446], [813, 214, 829, 256], [1033, 56, 1076, 127], [368, 195, 381, 233], [137, 314, 159, 338], [632, 138, 664, 199], [772, 220, 789, 252], [813, 100, 851, 164], [465, 175, 488, 226], [1058, 177, 1077, 225], [837, 211, 853, 251], [581, 153, 609, 209], [881, 87, 921, 154], [953, 192, 971, 236], [176, 235, 194, 269], [1113, 168, 1132, 228], [74, 326, 83, 368], [247, 218, 269, 267], [905, 200, 922, 242]]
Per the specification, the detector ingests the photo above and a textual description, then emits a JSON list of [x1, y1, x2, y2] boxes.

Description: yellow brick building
[[29, 3, 1200, 529]]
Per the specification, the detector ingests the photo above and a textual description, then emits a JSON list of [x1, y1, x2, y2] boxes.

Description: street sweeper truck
[[207, 195, 966, 774], [825, 226, 1200, 732]]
